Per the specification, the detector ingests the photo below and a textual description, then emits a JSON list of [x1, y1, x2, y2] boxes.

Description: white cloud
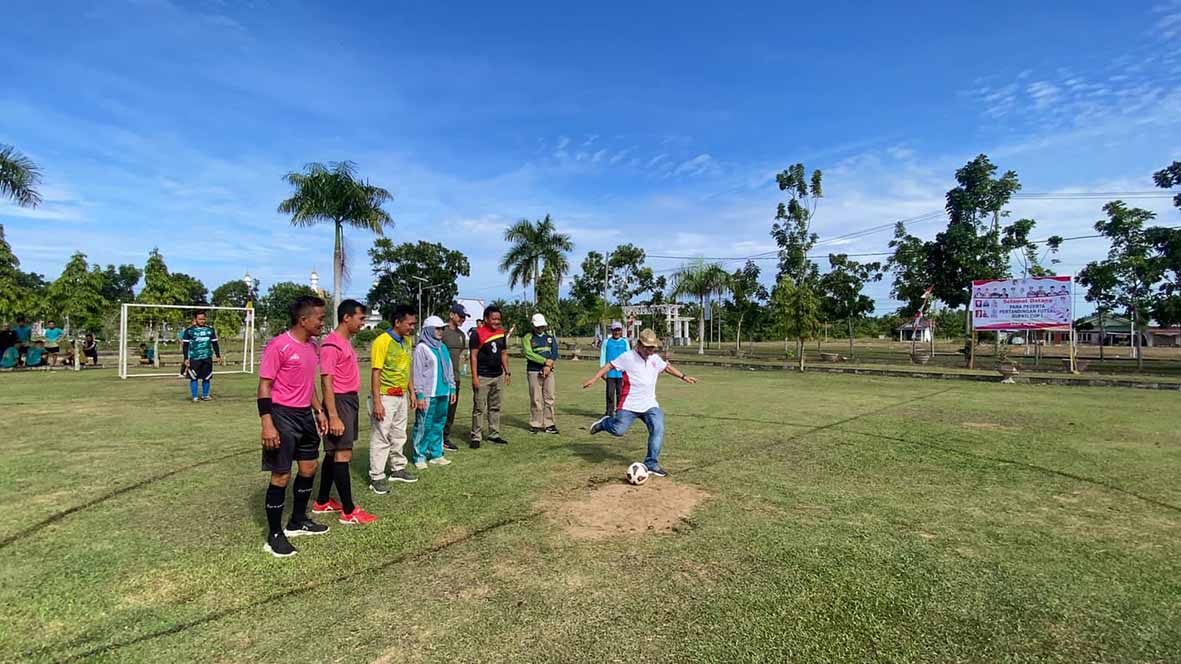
[[673, 153, 718, 177]]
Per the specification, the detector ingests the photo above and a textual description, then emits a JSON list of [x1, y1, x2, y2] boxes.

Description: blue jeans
[[601, 407, 664, 469]]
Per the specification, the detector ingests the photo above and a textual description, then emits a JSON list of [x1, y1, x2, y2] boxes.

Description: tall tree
[[928, 155, 1027, 312], [726, 260, 767, 352], [45, 252, 109, 332], [570, 251, 608, 309], [367, 239, 471, 318], [1153, 160, 1181, 211], [818, 254, 882, 358], [1085, 201, 1160, 369], [258, 281, 319, 337], [0, 225, 45, 321], [771, 164, 822, 283], [1147, 226, 1181, 327], [134, 248, 194, 333], [773, 274, 820, 371], [605, 244, 665, 305], [1077, 260, 1119, 360], [671, 258, 729, 355], [211, 277, 259, 339], [278, 161, 394, 314], [499, 214, 574, 304], [172, 273, 208, 306], [99, 264, 142, 305], [771, 163, 822, 359], [535, 261, 561, 332], [886, 222, 932, 315], [0, 144, 42, 208]]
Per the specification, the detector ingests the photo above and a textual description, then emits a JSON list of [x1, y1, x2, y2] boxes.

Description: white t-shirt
[[610, 350, 668, 413]]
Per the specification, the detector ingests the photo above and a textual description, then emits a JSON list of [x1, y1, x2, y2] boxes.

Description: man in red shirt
[[257, 295, 330, 558], [312, 299, 378, 526]]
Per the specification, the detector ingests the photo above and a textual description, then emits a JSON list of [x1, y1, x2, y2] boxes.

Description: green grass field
[[1, 366, 1179, 663]]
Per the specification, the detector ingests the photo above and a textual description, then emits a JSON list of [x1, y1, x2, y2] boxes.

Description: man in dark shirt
[[0, 323, 16, 362], [468, 305, 510, 448], [440, 303, 470, 452]]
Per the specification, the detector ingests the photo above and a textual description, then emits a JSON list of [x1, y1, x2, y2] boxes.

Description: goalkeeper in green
[[182, 310, 222, 401]]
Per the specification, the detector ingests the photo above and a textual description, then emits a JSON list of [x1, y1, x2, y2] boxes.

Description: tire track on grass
[[841, 428, 1181, 515], [43, 510, 546, 663], [0, 448, 256, 550]]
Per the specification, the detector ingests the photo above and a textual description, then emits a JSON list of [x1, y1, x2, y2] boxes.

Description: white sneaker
[[414, 461, 428, 470], [429, 457, 451, 466]]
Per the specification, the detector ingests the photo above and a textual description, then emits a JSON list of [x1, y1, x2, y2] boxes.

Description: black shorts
[[261, 404, 322, 472], [46, 346, 60, 354], [324, 392, 359, 452], [187, 358, 214, 380]]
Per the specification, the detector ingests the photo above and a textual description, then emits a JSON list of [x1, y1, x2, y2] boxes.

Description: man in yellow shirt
[[368, 305, 418, 494]]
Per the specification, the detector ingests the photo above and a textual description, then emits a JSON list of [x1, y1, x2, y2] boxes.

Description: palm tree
[[277, 161, 393, 314], [671, 259, 730, 355], [0, 144, 42, 208], [499, 214, 574, 304]]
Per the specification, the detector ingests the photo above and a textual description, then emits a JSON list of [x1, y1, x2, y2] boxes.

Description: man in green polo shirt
[[368, 304, 419, 494]]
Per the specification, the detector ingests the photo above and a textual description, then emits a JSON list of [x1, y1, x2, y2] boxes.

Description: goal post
[[118, 303, 256, 379]]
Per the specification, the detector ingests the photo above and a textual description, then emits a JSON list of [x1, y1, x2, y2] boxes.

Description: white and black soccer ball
[[626, 462, 649, 486]]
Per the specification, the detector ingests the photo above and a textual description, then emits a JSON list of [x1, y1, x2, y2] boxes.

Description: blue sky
[[3, 0, 1180, 313]]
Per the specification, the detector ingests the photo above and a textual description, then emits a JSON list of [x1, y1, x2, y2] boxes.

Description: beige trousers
[[527, 371, 556, 428]]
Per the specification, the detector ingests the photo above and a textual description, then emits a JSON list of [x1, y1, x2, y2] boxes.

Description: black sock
[[265, 484, 285, 537], [334, 459, 355, 514], [291, 474, 314, 524], [316, 453, 335, 504]]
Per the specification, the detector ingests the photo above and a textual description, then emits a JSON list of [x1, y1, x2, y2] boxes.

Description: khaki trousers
[[369, 394, 409, 479], [470, 375, 502, 442], [527, 371, 556, 428]]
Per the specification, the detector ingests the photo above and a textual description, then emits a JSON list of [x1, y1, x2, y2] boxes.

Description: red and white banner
[[971, 276, 1073, 331]]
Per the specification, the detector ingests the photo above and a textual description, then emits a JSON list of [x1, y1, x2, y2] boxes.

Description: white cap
[[610, 320, 624, 330], [423, 315, 445, 329], [531, 313, 548, 327]]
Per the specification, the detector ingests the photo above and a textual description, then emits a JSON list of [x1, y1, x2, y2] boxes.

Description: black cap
[[450, 303, 469, 318]]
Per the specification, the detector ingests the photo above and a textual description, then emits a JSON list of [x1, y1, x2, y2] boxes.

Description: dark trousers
[[605, 377, 623, 416], [444, 383, 460, 441]]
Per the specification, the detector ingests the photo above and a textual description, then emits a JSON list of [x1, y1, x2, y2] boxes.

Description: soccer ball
[[626, 462, 649, 486]]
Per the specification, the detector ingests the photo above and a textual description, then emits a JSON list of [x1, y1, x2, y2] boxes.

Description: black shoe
[[545, 426, 560, 435], [283, 518, 329, 538], [646, 464, 668, 478], [529, 427, 542, 434], [264, 532, 297, 557], [469, 440, 481, 449], [443, 440, 459, 452], [590, 416, 609, 435], [490, 437, 509, 445], [388, 469, 418, 483]]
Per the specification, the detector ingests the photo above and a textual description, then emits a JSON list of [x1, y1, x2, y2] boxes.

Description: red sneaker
[[338, 507, 378, 525], [311, 498, 343, 514]]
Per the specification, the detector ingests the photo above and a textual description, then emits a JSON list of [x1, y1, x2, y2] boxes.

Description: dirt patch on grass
[[547, 481, 708, 541]]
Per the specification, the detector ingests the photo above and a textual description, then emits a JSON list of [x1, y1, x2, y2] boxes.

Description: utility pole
[[411, 276, 427, 326], [601, 251, 612, 342]]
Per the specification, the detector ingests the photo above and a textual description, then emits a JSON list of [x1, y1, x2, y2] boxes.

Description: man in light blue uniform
[[43, 320, 64, 366], [598, 321, 630, 417]]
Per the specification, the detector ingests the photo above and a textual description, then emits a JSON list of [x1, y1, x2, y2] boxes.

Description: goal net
[[118, 303, 256, 379]]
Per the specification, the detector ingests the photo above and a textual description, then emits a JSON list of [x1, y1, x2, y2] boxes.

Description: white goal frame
[[119, 303, 256, 379]]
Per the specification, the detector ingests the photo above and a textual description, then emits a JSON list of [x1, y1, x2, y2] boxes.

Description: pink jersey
[[260, 332, 318, 408], [319, 330, 359, 394]]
